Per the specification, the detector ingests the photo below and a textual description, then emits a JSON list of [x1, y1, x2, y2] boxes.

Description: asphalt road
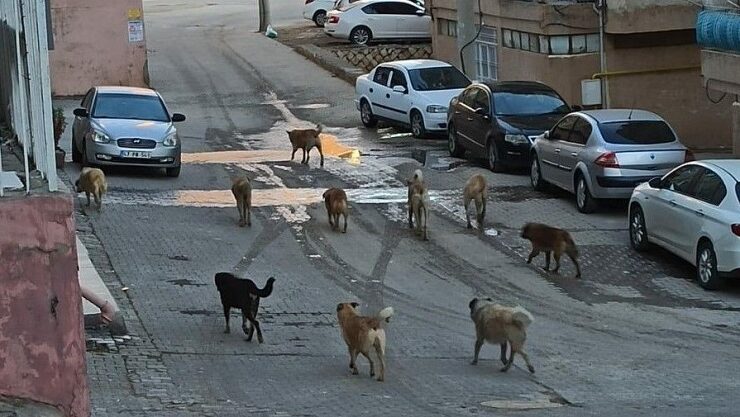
[[65, 1, 740, 416]]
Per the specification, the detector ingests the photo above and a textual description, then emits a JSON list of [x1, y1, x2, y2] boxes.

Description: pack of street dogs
[[74, 125, 582, 381]]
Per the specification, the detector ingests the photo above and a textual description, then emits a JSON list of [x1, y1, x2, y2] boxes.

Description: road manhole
[[481, 394, 567, 410]]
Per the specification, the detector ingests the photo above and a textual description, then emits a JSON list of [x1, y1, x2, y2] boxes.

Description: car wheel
[[410, 111, 426, 138], [486, 140, 503, 172], [575, 173, 597, 213], [530, 155, 547, 191], [166, 166, 181, 178], [629, 205, 650, 251], [360, 99, 377, 128], [313, 10, 327, 27], [350, 26, 372, 46], [71, 136, 82, 163], [448, 124, 465, 157], [697, 241, 722, 290]]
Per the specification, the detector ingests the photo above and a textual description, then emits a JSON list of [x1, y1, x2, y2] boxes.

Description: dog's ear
[[350, 302, 359, 308], [468, 298, 477, 310], [336, 303, 344, 312]]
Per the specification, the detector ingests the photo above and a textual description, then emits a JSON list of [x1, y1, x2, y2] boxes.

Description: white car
[[303, 0, 336, 27], [629, 160, 740, 290], [324, 0, 431, 46], [354, 59, 471, 137]]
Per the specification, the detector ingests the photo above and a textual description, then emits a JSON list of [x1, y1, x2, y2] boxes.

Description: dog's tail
[[377, 306, 394, 323], [511, 306, 534, 328], [255, 277, 276, 298]]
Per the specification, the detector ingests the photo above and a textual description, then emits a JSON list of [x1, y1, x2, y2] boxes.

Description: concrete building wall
[[0, 193, 89, 417], [49, 0, 147, 96]]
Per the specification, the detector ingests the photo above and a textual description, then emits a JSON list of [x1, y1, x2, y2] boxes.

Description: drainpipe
[[594, 0, 610, 108]]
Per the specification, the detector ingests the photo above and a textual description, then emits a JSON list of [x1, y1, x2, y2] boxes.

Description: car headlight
[[163, 132, 178, 147], [426, 105, 447, 113], [91, 131, 110, 143], [504, 134, 529, 145]]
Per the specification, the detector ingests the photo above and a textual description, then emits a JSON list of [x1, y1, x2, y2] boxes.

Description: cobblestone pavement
[[63, 1, 740, 416]]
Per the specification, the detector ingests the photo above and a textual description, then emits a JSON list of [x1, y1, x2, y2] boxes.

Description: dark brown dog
[[231, 176, 252, 227], [287, 124, 324, 167], [323, 187, 348, 233], [337, 302, 394, 381], [521, 222, 581, 278]]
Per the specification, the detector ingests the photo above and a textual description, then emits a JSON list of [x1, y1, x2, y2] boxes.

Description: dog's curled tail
[[255, 277, 276, 298], [315, 123, 324, 134], [511, 306, 534, 328], [378, 306, 394, 323]]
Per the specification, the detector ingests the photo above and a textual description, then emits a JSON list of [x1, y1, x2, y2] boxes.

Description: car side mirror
[[543, 130, 550, 139], [171, 113, 186, 122], [392, 85, 407, 94], [73, 108, 88, 118], [648, 177, 662, 189], [571, 104, 583, 111], [415, 9, 425, 16]]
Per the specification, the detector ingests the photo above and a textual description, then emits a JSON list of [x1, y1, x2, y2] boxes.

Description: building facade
[[428, 0, 733, 151]]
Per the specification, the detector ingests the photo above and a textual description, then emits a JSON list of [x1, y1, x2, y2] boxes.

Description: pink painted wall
[[49, 0, 148, 96], [0, 194, 90, 417]]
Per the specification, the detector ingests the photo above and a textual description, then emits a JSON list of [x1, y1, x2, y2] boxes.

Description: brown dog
[[231, 176, 252, 227], [336, 302, 394, 382], [521, 222, 581, 278], [407, 169, 429, 240], [469, 297, 535, 373], [463, 174, 487, 229], [287, 124, 324, 167], [323, 187, 348, 233], [75, 168, 107, 211]]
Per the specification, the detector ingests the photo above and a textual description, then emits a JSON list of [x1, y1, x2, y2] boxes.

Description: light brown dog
[[521, 222, 581, 278], [231, 176, 252, 227], [469, 297, 535, 373], [323, 187, 348, 233], [407, 169, 429, 240], [75, 167, 107, 211], [336, 302, 394, 382], [463, 174, 487, 230], [287, 124, 324, 167]]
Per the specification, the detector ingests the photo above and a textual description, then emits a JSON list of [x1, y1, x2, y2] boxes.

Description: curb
[[294, 44, 364, 85]]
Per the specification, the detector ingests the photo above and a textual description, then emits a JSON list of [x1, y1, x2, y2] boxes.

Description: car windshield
[[598, 120, 676, 145], [407, 66, 470, 91], [92, 93, 170, 122], [492, 90, 569, 116]]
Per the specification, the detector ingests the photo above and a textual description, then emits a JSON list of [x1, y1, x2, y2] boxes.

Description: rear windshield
[[598, 120, 676, 145], [407, 67, 470, 91]]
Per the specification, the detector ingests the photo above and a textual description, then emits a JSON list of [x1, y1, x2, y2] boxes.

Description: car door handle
[[669, 200, 677, 206], [554, 149, 561, 153], [695, 209, 704, 217], [570, 152, 578, 157], [386, 94, 390, 98], [369, 88, 374, 93], [454, 111, 461, 115], [467, 117, 473, 121]]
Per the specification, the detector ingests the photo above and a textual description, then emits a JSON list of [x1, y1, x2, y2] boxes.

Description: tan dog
[[469, 297, 535, 373], [75, 168, 107, 211], [231, 177, 252, 227], [407, 169, 429, 240], [287, 124, 324, 167], [323, 187, 348, 233], [463, 174, 487, 230], [521, 222, 581, 278], [336, 302, 394, 382]]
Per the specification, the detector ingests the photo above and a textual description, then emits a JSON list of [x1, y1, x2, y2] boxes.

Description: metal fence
[[0, 0, 57, 195]]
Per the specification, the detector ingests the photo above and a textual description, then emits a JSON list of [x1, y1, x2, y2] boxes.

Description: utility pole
[[456, 0, 477, 79], [594, 0, 610, 108], [258, 0, 271, 33]]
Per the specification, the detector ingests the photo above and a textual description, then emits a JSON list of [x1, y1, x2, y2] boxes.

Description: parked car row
[[353, 59, 739, 289]]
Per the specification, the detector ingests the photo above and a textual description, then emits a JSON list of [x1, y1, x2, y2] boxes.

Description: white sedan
[[324, 0, 431, 45], [629, 160, 740, 289], [302, 0, 336, 27], [354, 59, 471, 137]]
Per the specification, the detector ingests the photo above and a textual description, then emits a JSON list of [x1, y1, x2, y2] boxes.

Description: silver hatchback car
[[71, 86, 186, 177], [530, 109, 691, 213]]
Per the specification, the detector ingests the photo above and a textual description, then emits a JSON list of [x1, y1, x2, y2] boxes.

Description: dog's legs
[[317, 143, 324, 167], [471, 338, 484, 365], [361, 351, 375, 377], [342, 211, 348, 233], [544, 251, 552, 271], [501, 350, 515, 372], [242, 311, 252, 337], [85, 191, 91, 207], [236, 196, 245, 227], [245, 196, 252, 227], [291, 146, 298, 161], [326, 202, 334, 228], [223, 305, 231, 334], [552, 251, 561, 274], [479, 195, 487, 229], [408, 201, 414, 229], [373, 338, 385, 382], [250, 317, 264, 343], [464, 196, 472, 229], [568, 250, 582, 279], [526, 249, 540, 264], [94, 193, 102, 211], [303, 148, 308, 165], [421, 205, 428, 241], [348, 347, 359, 375], [500, 343, 508, 365], [518, 349, 535, 374]]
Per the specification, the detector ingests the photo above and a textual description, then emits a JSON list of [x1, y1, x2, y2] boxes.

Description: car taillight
[[732, 224, 740, 237], [684, 149, 695, 162], [595, 152, 619, 168], [328, 15, 339, 23]]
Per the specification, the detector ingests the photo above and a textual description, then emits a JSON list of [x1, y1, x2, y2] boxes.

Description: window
[[502, 29, 513, 48], [567, 118, 592, 145], [663, 165, 701, 196], [693, 168, 727, 205], [390, 70, 407, 89], [501, 29, 600, 55], [373, 66, 392, 86], [598, 121, 676, 145], [369, 2, 394, 14], [586, 34, 600, 53], [550, 116, 578, 142], [438, 19, 457, 37], [460, 87, 479, 108], [386, 3, 420, 14], [539, 35, 549, 53], [571, 35, 587, 54], [473, 89, 490, 114], [81, 89, 94, 109], [362, 4, 378, 14], [407, 66, 470, 91], [475, 26, 498, 81], [549, 36, 569, 54]]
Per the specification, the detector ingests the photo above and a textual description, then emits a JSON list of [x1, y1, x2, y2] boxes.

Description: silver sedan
[[530, 109, 691, 213], [71, 86, 186, 177]]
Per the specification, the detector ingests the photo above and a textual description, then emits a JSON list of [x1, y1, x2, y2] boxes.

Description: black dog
[[214, 272, 275, 343]]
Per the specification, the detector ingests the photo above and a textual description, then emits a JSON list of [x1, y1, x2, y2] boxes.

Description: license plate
[[120, 151, 151, 158]]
